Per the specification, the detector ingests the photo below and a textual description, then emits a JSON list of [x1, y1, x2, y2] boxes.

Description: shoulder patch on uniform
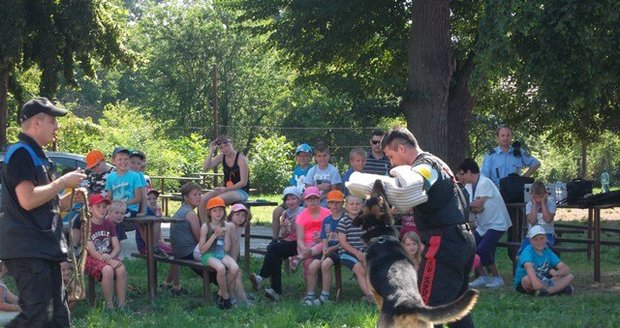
[[412, 163, 439, 187]]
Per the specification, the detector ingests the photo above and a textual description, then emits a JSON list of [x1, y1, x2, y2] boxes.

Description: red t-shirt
[[88, 219, 117, 255]]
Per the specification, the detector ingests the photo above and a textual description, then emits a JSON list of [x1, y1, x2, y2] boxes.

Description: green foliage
[[249, 135, 294, 193], [475, 0, 620, 144]]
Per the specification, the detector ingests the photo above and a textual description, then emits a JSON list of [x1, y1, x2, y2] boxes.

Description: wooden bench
[[132, 253, 215, 304]]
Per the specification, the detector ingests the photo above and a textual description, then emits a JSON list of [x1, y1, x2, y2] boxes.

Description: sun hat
[[231, 203, 248, 213], [282, 186, 302, 200], [85, 150, 105, 169], [527, 225, 546, 239], [295, 143, 313, 155], [326, 190, 344, 202], [206, 197, 226, 210], [130, 150, 146, 160], [303, 186, 321, 199]]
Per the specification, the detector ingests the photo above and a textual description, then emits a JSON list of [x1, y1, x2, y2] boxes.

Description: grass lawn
[[63, 216, 620, 328], [7, 194, 615, 327]]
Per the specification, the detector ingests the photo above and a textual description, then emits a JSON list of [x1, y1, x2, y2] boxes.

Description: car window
[[50, 156, 80, 176]]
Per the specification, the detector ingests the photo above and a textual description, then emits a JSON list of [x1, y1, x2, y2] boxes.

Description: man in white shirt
[[457, 158, 512, 288]]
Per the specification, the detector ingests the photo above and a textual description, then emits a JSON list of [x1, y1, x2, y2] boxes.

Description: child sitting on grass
[[305, 190, 345, 305], [337, 195, 373, 302], [401, 231, 424, 270], [84, 194, 128, 311], [0, 261, 20, 325], [514, 226, 574, 297], [519, 181, 557, 254], [195, 197, 239, 309]]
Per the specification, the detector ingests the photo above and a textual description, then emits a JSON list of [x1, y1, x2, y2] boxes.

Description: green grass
[[62, 221, 620, 328]]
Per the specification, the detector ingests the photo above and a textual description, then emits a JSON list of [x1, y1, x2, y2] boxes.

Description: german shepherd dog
[[353, 180, 478, 328]]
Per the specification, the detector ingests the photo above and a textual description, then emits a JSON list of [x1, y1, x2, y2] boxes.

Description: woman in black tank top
[[199, 135, 250, 220]]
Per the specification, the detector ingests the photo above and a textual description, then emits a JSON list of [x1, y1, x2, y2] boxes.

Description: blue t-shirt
[[481, 146, 540, 186], [513, 244, 561, 288], [105, 170, 143, 212], [320, 213, 344, 247], [289, 164, 313, 188]]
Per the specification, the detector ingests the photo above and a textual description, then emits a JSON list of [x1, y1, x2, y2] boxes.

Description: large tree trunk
[[0, 68, 8, 148], [405, 0, 455, 162], [446, 52, 475, 169]]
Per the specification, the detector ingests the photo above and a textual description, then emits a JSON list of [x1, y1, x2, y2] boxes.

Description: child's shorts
[[85, 255, 121, 282], [201, 252, 225, 265], [339, 251, 361, 270], [324, 252, 340, 265]]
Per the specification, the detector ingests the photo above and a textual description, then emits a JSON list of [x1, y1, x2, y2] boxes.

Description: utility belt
[[419, 222, 471, 239]]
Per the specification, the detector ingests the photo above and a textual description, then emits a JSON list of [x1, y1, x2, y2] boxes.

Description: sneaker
[[264, 288, 280, 302], [560, 285, 574, 295], [250, 273, 263, 291], [485, 276, 505, 288], [289, 257, 300, 273], [301, 295, 323, 306], [153, 247, 168, 257], [469, 275, 491, 288]]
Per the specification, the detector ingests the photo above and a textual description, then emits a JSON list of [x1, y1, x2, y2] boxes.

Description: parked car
[[0, 151, 87, 226]]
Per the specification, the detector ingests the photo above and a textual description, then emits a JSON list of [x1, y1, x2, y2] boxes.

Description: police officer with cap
[[0, 97, 86, 327]]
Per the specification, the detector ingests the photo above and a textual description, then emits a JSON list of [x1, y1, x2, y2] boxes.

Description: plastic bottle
[[214, 236, 225, 258]]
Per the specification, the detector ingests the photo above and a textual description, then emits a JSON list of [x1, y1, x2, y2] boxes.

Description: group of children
[[37, 140, 574, 315]]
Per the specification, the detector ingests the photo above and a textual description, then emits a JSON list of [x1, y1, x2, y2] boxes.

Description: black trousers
[[419, 226, 476, 328], [258, 240, 297, 295], [5, 258, 70, 328]]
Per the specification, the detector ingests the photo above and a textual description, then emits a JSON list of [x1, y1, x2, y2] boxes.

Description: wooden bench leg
[[87, 275, 96, 306], [335, 262, 342, 300], [201, 269, 211, 304]]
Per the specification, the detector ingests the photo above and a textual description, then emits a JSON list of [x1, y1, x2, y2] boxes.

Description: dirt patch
[[556, 208, 620, 222]]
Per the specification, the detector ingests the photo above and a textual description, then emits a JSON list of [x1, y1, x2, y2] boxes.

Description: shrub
[[249, 135, 294, 193]]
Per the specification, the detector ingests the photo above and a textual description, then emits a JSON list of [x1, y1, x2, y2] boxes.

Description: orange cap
[[326, 190, 344, 202], [206, 197, 226, 210], [85, 150, 105, 169]]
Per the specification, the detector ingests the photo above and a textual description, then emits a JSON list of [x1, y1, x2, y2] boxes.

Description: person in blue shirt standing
[[481, 125, 540, 186]]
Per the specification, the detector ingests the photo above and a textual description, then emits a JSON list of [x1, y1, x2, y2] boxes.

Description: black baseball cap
[[130, 150, 146, 160], [19, 97, 68, 123], [112, 147, 130, 157]]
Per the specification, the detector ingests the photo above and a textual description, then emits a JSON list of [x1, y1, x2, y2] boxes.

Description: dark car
[[0, 151, 88, 226]]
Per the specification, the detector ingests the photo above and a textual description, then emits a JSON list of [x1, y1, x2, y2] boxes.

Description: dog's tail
[[396, 289, 479, 325]]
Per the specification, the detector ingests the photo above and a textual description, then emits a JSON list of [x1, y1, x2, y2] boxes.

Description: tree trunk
[[405, 0, 455, 162], [0, 68, 8, 148], [446, 52, 475, 169]]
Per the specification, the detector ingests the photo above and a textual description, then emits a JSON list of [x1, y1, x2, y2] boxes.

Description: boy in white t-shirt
[[303, 142, 343, 207], [457, 159, 512, 289]]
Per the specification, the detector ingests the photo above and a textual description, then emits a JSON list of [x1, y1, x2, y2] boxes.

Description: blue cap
[[295, 143, 313, 155]]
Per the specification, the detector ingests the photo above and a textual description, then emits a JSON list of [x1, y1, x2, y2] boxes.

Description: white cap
[[282, 186, 302, 200], [527, 225, 546, 239]]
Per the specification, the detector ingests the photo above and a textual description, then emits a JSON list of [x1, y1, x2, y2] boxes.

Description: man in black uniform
[[0, 97, 86, 328], [381, 127, 475, 328]]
